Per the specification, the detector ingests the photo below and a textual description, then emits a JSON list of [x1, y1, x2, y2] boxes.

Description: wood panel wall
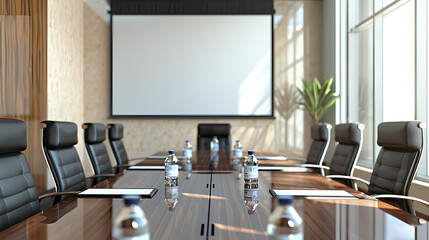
[[0, 0, 47, 193]]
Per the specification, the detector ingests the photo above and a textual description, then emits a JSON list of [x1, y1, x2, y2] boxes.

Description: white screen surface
[[112, 15, 272, 117]]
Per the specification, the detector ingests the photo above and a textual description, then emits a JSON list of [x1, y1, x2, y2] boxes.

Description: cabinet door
[[208, 172, 273, 240]]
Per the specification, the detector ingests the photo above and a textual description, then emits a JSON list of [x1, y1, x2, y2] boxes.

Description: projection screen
[[111, 15, 273, 117]]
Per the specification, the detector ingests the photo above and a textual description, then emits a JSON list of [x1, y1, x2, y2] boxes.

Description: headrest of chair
[[198, 123, 231, 137], [108, 124, 123, 140], [310, 123, 332, 141], [42, 121, 78, 149], [0, 118, 27, 153], [377, 121, 424, 151], [335, 123, 364, 145], [83, 123, 106, 144]]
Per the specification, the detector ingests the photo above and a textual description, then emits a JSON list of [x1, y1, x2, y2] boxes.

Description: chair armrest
[[301, 164, 330, 170], [39, 191, 80, 200], [372, 194, 429, 207], [326, 175, 370, 188]]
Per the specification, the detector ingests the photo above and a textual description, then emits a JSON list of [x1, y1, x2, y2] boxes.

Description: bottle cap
[[185, 140, 189, 143], [169, 150, 175, 155], [214, 136, 218, 139], [248, 150, 255, 155], [236, 140, 240, 142], [123, 195, 141, 206], [278, 195, 294, 205]]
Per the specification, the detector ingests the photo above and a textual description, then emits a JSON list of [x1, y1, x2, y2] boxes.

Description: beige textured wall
[[47, 0, 90, 177], [81, 1, 321, 169]]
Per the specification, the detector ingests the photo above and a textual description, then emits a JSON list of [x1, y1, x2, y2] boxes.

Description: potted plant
[[297, 77, 339, 124]]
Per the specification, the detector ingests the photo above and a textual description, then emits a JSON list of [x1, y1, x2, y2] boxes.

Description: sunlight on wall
[[273, 1, 322, 156]]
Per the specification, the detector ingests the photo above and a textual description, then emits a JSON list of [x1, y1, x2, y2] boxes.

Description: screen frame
[[110, 13, 275, 119]]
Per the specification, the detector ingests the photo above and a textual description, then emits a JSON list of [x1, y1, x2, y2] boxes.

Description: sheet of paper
[[271, 189, 357, 199], [78, 188, 155, 196], [259, 166, 311, 172], [147, 155, 184, 159], [128, 166, 165, 170], [256, 156, 287, 160], [128, 166, 182, 170]]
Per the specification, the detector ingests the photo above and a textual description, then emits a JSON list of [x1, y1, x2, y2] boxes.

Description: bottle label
[[165, 165, 179, 177], [165, 186, 179, 198], [233, 149, 242, 158], [244, 189, 259, 200], [183, 149, 192, 158], [211, 145, 219, 151], [244, 166, 258, 179]]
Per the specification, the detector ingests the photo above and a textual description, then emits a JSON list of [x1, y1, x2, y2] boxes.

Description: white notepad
[[259, 166, 311, 172], [78, 188, 157, 198], [128, 166, 165, 170], [271, 189, 357, 199], [147, 155, 184, 159], [256, 156, 287, 160], [128, 166, 182, 170]]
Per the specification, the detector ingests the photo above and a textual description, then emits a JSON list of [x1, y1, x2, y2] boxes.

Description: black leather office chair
[[0, 119, 41, 231], [304, 123, 364, 187], [197, 123, 232, 151], [286, 123, 332, 166], [328, 121, 429, 213], [42, 121, 87, 194], [83, 123, 115, 175], [107, 124, 130, 167], [41, 121, 115, 203]]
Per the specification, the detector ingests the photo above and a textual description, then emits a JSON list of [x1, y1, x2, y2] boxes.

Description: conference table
[[0, 151, 428, 239]]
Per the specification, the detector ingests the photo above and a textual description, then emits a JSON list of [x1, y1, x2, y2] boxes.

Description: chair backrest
[[329, 123, 364, 187], [369, 121, 424, 197], [83, 123, 113, 175], [107, 124, 129, 166], [41, 121, 86, 193], [0, 119, 40, 231], [197, 124, 232, 151], [305, 123, 332, 165]]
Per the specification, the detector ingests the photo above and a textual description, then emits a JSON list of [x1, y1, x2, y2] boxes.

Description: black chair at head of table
[[328, 121, 429, 214], [303, 123, 364, 187], [83, 123, 116, 175], [285, 123, 332, 166], [197, 123, 232, 151]]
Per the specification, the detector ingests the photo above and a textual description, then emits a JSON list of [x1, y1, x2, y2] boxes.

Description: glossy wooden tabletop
[[0, 151, 427, 240]]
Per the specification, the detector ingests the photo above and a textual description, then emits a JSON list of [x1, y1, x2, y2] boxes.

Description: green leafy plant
[[297, 77, 339, 124]]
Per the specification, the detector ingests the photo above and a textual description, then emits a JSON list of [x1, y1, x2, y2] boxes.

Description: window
[[345, 0, 421, 170]]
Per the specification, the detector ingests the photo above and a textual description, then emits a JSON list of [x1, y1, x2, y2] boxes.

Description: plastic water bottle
[[244, 188, 259, 215], [232, 157, 242, 180], [165, 183, 179, 211], [112, 195, 150, 240], [210, 151, 219, 169], [182, 158, 192, 179], [165, 150, 179, 186], [267, 196, 303, 240], [244, 150, 258, 188], [210, 136, 219, 152], [182, 140, 192, 159], [233, 140, 243, 158]]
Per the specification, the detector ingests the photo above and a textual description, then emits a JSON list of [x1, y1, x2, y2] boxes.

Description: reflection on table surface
[[0, 151, 427, 240]]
